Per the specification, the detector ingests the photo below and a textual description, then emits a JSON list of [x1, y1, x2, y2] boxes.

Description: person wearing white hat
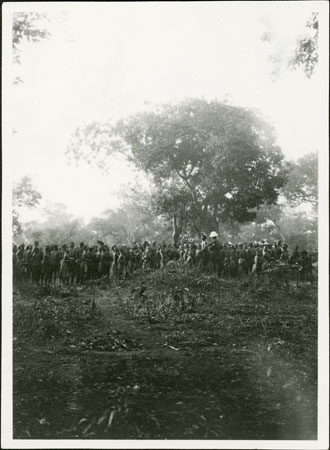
[[208, 231, 221, 274]]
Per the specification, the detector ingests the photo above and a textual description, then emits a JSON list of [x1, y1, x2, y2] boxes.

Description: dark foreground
[[13, 273, 317, 439]]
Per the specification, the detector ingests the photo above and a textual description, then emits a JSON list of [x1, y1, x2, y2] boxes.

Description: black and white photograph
[[1, 1, 329, 448]]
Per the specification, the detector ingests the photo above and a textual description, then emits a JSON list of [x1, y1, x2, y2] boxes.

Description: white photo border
[[2, 2, 329, 449]]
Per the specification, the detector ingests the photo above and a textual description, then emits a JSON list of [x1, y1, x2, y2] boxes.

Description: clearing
[[13, 273, 317, 439]]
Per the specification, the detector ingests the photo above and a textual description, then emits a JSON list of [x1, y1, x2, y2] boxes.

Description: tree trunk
[[172, 214, 182, 245], [193, 221, 201, 235], [272, 219, 286, 243]]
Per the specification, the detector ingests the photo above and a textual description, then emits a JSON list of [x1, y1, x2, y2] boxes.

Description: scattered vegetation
[[13, 272, 317, 439], [13, 285, 142, 352]]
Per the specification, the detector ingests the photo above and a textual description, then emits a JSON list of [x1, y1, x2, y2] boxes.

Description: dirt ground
[[13, 275, 317, 440]]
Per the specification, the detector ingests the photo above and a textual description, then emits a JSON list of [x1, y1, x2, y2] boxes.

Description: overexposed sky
[[5, 1, 327, 221]]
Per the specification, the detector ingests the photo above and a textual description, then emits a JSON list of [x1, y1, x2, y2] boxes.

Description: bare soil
[[13, 276, 317, 440]]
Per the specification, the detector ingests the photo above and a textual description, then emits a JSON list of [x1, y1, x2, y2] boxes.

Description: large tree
[[68, 99, 288, 241]]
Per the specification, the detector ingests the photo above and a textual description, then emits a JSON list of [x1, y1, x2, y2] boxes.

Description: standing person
[[290, 246, 300, 264], [159, 243, 169, 268], [209, 231, 220, 274], [96, 241, 103, 277], [168, 243, 179, 261], [252, 247, 263, 283], [122, 246, 130, 278], [48, 245, 56, 282], [127, 243, 135, 276], [110, 245, 119, 280], [99, 241, 109, 278], [178, 243, 185, 265], [75, 243, 85, 284], [275, 240, 283, 260], [154, 243, 161, 269], [89, 246, 98, 280], [270, 242, 277, 259], [59, 245, 70, 284], [117, 246, 127, 279], [13, 245, 18, 282], [262, 245, 272, 271], [131, 242, 141, 274], [217, 243, 225, 277], [222, 255, 230, 278], [281, 244, 290, 262], [195, 243, 203, 269], [246, 242, 256, 273], [13, 245, 19, 281], [102, 245, 111, 279], [52, 245, 62, 283], [42, 246, 53, 284], [68, 242, 78, 283], [231, 244, 239, 278], [200, 233, 208, 250], [150, 242, 158, 270], [31, 241, 43, 284], [16, 244, 25, 282], [237, 243, 248, 276], [23, 245, 32, 281], [79, 245, 90, 283], [190, 242, 197, 266], [184, 242, 196, 268], [142, 242, 151, 273], [299, 249, 312, 282]]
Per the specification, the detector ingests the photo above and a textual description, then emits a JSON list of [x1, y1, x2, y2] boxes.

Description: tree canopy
[[288, 12, 319, 79], [23, 203, 88, 246], [12, 12, 50, 84], [283, 152, 318, 207], [20, 189, 171, 247], [261, 12, 319, 80], [93, 186, 171, 245], [13, 176, 42, 236], [68, 99, 288, 241], [13, 12, 50, 61]]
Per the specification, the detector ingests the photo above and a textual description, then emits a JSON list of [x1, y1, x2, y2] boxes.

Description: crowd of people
[[12, 231, 317, 285]]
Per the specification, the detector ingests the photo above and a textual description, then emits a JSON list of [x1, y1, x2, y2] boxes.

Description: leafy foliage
[[236, 203, 317, 251], [13, 176, 41, 237], [68, 99, 288, 239], [117, 100, 287, 226], [13, 175, 42, 208], [288, 13, 319, 79], [279, 211, 317, 251], [12, 12, 51, 85], [20, 189, 170, 246], [151, 184, 195, 243], [22, 203, 89, 245], [283, 152, 318, 207], [12, 12, 50, 64], [261, 12, 319, 80], [99, 186, 171, 244]]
